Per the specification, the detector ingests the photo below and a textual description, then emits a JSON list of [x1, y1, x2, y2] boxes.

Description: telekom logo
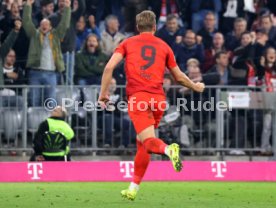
[[120, 161, 134, 178], [211, 161, 227, 178], [27, 163, 43, 180]]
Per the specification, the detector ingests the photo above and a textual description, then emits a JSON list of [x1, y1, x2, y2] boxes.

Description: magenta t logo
[[27, 163, 43, 180], [120, 161, 134, 178], [211, 161, 227, 178]]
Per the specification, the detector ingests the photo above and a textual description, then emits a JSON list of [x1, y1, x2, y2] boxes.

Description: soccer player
[[98, 10, 205, 200]]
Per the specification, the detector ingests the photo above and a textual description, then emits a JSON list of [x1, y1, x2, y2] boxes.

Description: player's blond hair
[[136, 10, 156, 32]]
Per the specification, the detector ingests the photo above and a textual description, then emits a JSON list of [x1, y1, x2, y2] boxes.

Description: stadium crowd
[[0, 0, 276, 155]]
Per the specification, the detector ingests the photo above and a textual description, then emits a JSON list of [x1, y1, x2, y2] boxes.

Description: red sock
[[133, 139, 150, 185], [143, 137, 167, 154]]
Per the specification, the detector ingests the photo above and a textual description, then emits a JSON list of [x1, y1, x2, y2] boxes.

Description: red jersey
[[115, 33, 177, 96]]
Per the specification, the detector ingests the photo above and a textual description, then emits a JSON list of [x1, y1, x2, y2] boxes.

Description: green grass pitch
[[0, 182, 276, 208]]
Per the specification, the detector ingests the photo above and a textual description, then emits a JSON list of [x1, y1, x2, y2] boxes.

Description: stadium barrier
[[0, 85, 276, 156], [1, 161, 276, 182]]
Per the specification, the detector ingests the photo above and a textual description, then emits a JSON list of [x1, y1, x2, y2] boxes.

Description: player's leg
[[137, 125, 167, 154], [133, 139, 150, 184], [137, 125, 182, 172], [121, 138, 150, 200]]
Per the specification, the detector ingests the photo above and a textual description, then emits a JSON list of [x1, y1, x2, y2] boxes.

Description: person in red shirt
[[98, 10, 205, 200]]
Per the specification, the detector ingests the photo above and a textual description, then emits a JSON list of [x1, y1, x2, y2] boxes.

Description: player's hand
[[260, 56, 265, 67], [192, 82, 205, 93], [196, 35, 202, 44], [14, 20, 22, 32], [88, 15, 96, 29], [26, 0, 34, 5], [98, 94, 109, 109], [6, 72, 18, 80], [175, 36, 182, 44], [64, 0, 71, 8]]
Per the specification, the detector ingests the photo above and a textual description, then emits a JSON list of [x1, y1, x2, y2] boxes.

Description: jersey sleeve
[[114, 40, 127, 57], [166, 46, 177, 70]]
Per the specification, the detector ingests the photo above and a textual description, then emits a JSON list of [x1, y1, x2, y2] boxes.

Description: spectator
[[23, 0, 71, 106], [100, 15, 125, 56], [123, 0, 148, 33], [0, 19, 21, 87], [173, 30, 204, 71], [1, 0, 14, 11], [231, 32, 255, 85], [0, 22, 22, 108], [49, 0, 85, 84], [30, 106, 74, 161], [208, 51, 231, 85], [3, 49, 23, 85], [74, 34, 109, 85], [220, 0, 245, 34], [86, 0, 124, 28], [87, 15, 101, 39], [225, 17, 247, 51], [163, 74, 177, 105], [34, 0, 55, 25], [0, 1, 29, 69], [179, 58, 219, 148], [197, 11, 218, 50], [98, 78, 135, 148], [75, 15, 100, 51], [155, 14, 185, 48], [250, 8, 271, 31], [259, 47, 276, 155], [207, 51, 245, 154], [260, 14, 276, 48], [75, 15, 90, 51], [203, 32, 227, 73], [160, 74, 183, 145], [191, 0, 221, 32], [179, 58, 219, 95], [253, 28, 271, 75]]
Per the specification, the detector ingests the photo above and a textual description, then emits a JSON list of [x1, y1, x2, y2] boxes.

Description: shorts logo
[[27, 163, 43, 180], [211, 161, 227, 178], [120, 161, 134, 178]]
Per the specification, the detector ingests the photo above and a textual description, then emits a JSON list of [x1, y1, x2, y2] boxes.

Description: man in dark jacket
[[155, 14, 185, 48], [74, 34, 109, 85], [207, 51, 231, 85], [191, 0, 221, 32], [173, 30, 204, 72], [34, 0, 55, 25], [0, 2, 29, 69], [197, 11, 218, 50], [260, 14, 276, 48], [225, 17, 247, 51], [0, 20, 21, 86], [0, 21, 21, 108]]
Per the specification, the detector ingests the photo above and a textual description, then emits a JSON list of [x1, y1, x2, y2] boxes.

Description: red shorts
[[128, 92, 166, 134]]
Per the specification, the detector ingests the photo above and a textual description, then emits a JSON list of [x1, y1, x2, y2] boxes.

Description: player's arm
[[170, 65, 205, 92], [165, 45, 205, 92], [98, 52, 123, 103]]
